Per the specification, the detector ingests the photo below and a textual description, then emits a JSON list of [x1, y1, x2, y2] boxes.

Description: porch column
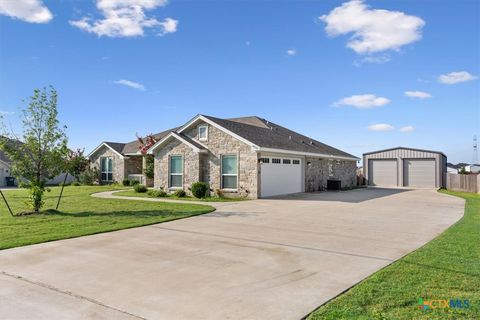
[[142, 155, 154, 187]]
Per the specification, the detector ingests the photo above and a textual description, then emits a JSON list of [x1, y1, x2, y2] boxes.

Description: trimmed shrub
[[147, 189, 167, 197], [215, 189, 224, 198], [79, 167, 99, 185], [191, 182, 209, 198], [173, 189, 186, 198], [122, 179, 130, 186], [71, 181, 81, 186], [134, 184, 148, 193], [130, 180, 140, 186]]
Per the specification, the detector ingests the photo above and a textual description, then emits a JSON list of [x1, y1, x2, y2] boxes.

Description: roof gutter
[[256, 147, 359, 161]]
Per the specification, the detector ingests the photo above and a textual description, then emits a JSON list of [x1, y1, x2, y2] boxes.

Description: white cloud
[[404, 91, 432, 99], [400, 126, 415, 132], [438, 71, 478, 84], [333, 94, 390, 108], [0, 0, 52, 23], [368, 123, 394, 131], [320, 0, 425, 54], [158, 17, 178, 36], [69, 0, 177, 38], [114, 79, 145, 91], [286, 49, 297, 56]]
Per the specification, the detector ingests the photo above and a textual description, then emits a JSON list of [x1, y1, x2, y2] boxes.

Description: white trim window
[[100, 157, 113, 182], [198, 125, 208, 141], [169, 155, 183, 188], [221, 154, 238, 190]]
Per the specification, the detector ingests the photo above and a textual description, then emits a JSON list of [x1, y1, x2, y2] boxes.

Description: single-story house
[[88, 115, 359, 198], [464, 164, 480, 174], [447, 165, 459, 174], [0, 141, 75, 187], [363, 147, 447, 188]]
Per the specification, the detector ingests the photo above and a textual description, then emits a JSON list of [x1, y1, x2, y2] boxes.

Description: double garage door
[[368, 159, 436, 187], [260, 157, 302, 197]]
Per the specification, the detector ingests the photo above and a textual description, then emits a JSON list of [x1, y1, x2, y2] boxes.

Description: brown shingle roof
[[93, 115, 357, 159], [103, 142, 125, 154], [205, 116, 357, 159], [120, 127, 180, 154]]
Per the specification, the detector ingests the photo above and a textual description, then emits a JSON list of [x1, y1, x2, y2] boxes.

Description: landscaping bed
[[115, 189, 248, 202], [0, 186, 214, 250]]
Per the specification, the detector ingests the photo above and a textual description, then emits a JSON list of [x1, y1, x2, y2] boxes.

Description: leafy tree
[[0, 87, 68, 213], [67, 148, 89, 181], [143, 155, 154, 179], [137, 133, 157, 180]]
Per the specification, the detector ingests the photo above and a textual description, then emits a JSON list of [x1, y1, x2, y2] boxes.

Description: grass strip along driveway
[[0, 186, 214, 250], [309, 190, 479, 320]]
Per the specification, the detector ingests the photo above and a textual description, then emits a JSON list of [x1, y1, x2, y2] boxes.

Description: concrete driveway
[[0, 188, 464, 320]]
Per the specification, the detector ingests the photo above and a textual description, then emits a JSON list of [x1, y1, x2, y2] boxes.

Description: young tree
[[0, 87, 68, 213]]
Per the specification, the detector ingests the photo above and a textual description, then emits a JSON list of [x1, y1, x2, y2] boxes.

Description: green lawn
[[115, 189, 248, 202], [0, 186, 214, 250], [308, 190, 479, 320]]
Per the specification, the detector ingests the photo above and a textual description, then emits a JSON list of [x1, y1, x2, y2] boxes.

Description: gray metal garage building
[[363, 147, 447, 188]]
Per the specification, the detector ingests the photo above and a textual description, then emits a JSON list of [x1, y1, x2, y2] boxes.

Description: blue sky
[[0, 0, 478, 164]]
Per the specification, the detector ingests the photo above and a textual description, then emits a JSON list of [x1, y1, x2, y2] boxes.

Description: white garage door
[[404, 159, 436, 187], [368, 160, 397, 186], [260, 157, 302, 197]]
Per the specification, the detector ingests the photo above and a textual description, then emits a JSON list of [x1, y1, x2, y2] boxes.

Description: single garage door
[[404, 159, 436, 187], [260, 157, 302, 197], [368, 159, 397, 186]]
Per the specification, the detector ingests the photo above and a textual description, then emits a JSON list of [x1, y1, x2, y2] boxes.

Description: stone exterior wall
[[125, 156, 142, 176], [153, 139, 200, 193], [184, 121, 258, 198], [305, 158, 357, 191], [89, 145, 125, 183], [152, 121, 258, 198]]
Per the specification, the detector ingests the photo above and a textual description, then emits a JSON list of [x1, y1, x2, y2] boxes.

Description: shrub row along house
[[88, 115, 358, 198]]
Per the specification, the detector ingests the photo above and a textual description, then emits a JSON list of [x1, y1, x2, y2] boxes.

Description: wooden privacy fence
[[446, 173, 480, 193]]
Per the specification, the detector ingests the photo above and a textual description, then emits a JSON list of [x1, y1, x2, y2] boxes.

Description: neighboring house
[[465, 164, 480, 174], [447, 164, 458, 174], [0, 151, 13, 187], [0, 140, 75, 187], [88, 115, 359, 198]]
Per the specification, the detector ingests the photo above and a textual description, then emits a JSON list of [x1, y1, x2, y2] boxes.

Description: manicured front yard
[[115, 189, 247, 202], [309, 190, 479, 320], [0, 186, 214, 250]]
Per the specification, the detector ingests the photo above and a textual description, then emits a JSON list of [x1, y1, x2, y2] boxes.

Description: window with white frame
[[221, 154, 238, 189], [169, 155, 183, 188], [198, 125, 208, 141], [100, 157, 113, 182]]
